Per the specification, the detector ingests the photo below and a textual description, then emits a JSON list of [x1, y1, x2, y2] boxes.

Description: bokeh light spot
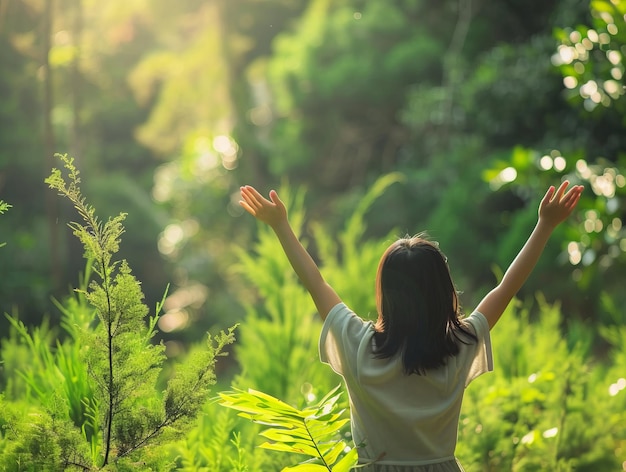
[[609, 378, 626, 396], [607, 50, 622, 65], [158, 309, 190, 333], [563, 76, 578, 89], [553, 156, 566, 171], [568, 241, 582, 265], [543, 427, 558, 438], [540, 156, 553, 170]]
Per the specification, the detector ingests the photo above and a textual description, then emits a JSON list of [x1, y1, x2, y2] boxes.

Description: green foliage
[[0, 200, 9, 248], [457, 296, 625, 471], [0, 396, 72, 471], [46, 153, 161, 465], [548, 0, 626, 316], [554, 0, 626, 112], [313, 173, 403, 318], [266, 0, 446, 180], [219, 385, 357, 472], [0, 154, 237, 470], [174, 403, 245, 471], [2, 0, 626, 468]]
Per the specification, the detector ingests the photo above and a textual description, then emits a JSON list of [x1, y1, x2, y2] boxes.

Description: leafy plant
[[0, 199, 9, 248], [219, 385, 357, 472], [0, 153, 237, 469], [456, 295, 625, 471]]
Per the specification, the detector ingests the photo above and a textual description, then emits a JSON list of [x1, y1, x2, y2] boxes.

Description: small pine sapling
[[45, 153, 236, 467]]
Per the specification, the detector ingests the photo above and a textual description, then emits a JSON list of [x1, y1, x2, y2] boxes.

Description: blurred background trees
[[0, 0, 624, 364]]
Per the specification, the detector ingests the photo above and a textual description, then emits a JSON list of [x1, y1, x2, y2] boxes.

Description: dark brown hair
[[373, 236, 477, 375]]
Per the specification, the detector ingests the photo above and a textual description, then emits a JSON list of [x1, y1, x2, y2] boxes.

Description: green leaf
[[260, 428, 314, 444], [260, 441, 320, 457], [321, 441, 346, 466], [219, 389, 304, 419], [0, 200, 11, 214], [331, 448, 358, 472], [220, 384, 351, 468], [306, 419, 349, 439]]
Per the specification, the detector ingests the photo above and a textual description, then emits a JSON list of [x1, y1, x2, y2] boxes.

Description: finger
[[244, 185, 273, 207], [240, 185, 257, 200], [241, 186, 264, 208], [565, 190, 582, 210], [245, 185, 268, 203], [239, 200, 256, 215], [562, 185, 583, 205], [561, 186, 581, 208], [268, 189, 284, 207], [239, 187, 255, 205], [554, 180, 570, 201], [241, 195, 263, 214], [541, 186, 555, 206]]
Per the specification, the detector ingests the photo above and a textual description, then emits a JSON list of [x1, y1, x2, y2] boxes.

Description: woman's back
[[320, 303, 493, 467]]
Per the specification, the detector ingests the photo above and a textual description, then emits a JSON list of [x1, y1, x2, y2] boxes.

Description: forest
[[0, 0, 625, 470]]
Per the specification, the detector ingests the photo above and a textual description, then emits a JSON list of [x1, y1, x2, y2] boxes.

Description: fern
[[219, 385, 358, 472], [175, 403, 246, 471]]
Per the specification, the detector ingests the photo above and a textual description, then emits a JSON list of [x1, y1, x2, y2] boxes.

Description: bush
[[457, 296, 626, 471]]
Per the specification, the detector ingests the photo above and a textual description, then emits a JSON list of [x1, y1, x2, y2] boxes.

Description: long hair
[[373, 236, 477, 375]]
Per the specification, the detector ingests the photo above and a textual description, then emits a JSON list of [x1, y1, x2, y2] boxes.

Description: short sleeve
[[464, 311, 494, 386], [319, 303, 372, 376]]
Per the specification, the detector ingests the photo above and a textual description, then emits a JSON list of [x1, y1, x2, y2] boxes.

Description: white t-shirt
[[319, 303, 493, 466]]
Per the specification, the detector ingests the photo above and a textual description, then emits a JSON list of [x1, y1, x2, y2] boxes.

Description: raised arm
[[476, 181, 583, 329], [239, 185, 341, 320]]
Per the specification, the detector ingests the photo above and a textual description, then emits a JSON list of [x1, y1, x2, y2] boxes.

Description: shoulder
[[324, 303, 371, 333], [319, 302, 374, 373], [462, 311, 490, 340], [321, 303, 373, 347], [461, 311, 494, 384]]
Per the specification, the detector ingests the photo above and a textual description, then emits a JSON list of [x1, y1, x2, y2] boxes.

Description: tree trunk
[[71, 0, 83, 161], [43, 0, 62, 290]]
